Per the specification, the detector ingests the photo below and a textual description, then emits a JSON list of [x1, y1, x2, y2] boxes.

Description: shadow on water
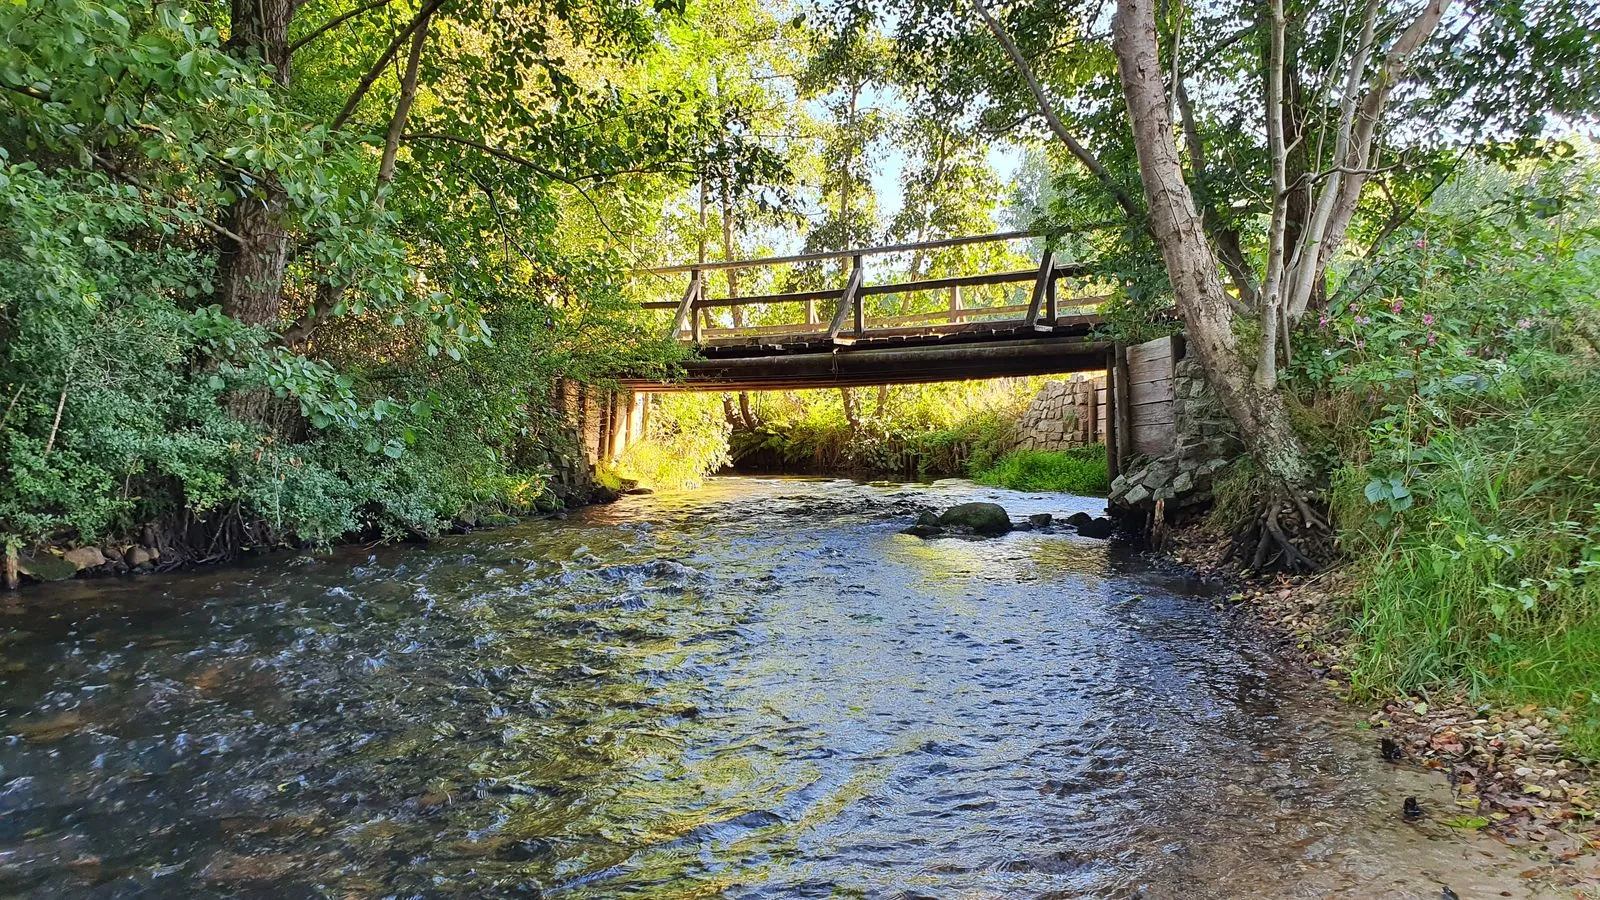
[[0, 476, 1572, 898]]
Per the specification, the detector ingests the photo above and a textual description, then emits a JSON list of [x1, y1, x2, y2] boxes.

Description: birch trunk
[[1111, 0, 1313, 492]]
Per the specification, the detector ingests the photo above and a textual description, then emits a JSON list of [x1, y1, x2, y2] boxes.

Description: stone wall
[[1015, 374, 1106, 451], [1108, 354, 1241, 518]]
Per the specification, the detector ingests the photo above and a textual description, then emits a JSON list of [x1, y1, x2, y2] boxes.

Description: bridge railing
[[636, 232, 1107, 345]]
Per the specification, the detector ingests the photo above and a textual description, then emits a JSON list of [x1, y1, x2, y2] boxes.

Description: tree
[[857, 0, 1600, 567]]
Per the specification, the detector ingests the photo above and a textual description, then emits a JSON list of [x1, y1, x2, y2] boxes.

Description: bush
[[971, 446, 1109, 494], [615, 394, 732, 490]]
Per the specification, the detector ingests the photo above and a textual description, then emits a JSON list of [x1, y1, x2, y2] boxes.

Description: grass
[[1331, 363, 1600, 757], [971, 445, 1110, 495]]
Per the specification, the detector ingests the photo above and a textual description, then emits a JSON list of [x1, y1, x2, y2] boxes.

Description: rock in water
[[1074, 517, 1116, 539], [1028, 513, 1053, 527], [900, 524, 944, 538], [1065, 512, 1095, 529], [17, 554, 78, 581], [936, 502, 1012, 536]]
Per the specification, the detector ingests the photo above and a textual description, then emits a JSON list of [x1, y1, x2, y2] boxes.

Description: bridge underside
[[623, 318, 1109, 393]]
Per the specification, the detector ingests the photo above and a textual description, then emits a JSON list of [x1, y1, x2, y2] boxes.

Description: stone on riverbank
[[62, 547, 106, 571], [1075, 517, 1116, 539]]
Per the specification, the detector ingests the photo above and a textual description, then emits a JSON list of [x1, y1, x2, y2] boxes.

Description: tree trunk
[[718, 179, 758, 430], [839, 387, 860, 433], [1111, 0, 1313, 492], [220, 0, 295, 329]]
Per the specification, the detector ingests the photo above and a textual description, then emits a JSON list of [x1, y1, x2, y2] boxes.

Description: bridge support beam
[[627, 338, 1112, 393]]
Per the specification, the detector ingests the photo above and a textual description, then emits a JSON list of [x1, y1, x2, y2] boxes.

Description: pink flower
[[1355, 338, 1366, 349], [1355, 315, 1372, 326], [1517, 317, 1533, 330], [1415, 238, 1428, 249], [1318, 313, 1330, 328], [1391, 299, 1405, 314], [1426, 331, 1437, 345], [1422, 313, 1435, 326]]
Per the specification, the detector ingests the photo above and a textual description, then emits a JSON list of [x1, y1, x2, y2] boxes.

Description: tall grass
[[1332, 366, 1600, 753], [971, 446, 1110, 494]]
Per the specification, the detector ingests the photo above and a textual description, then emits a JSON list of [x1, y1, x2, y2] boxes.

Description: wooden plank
[[1024, 252, 1054, 328], [1132, 421, 1177, 456], [1129, 377, 1174, 405], [871, 303, 1032, 327], [1105, 347, 1120, 480], [696, 315, 1104, 349], [1131, 402, 1176, 427], [1114, 344, 1133, 466], [694, 288, 837, 309], [670, 271, 701, 339], [827, 257, 864, 342]]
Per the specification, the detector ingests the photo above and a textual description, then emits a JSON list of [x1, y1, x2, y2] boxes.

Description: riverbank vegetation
[[973, 446, 1109, 494], [1295, 156, 1600, 750]]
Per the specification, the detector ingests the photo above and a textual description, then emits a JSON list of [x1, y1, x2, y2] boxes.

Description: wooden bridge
[[620, 232, 1114, 393]]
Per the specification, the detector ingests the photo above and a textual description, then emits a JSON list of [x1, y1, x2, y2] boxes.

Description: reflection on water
[[0, 477, 1569, 897]]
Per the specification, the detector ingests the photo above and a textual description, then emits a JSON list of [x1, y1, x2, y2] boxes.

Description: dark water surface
[[0, 478, 1569, 898]]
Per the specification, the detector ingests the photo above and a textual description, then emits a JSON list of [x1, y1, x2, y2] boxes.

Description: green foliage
[[1295, 152, 1600, 752], [972, 446, 1109, 494], [0, 0, 708, 555], [616, 394, 732, 490], [716, 382, 1031, 477]]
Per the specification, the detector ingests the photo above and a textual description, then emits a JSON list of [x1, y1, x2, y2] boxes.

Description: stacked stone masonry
[[1015, 374, 1107, 451], [1108, 354, 1241, 517]]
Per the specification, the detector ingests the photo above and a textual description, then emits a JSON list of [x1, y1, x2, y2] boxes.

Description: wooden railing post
[[1105, 346, 1121, 482], [827, 256, 865, 344], [670, 269, 701, 339], [1025, 251, 1055, 329]]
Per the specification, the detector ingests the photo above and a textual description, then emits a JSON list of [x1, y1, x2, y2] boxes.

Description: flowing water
[[0, 477, 1580, 898]]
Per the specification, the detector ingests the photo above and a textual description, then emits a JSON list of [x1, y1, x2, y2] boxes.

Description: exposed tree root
[[1221, 489, 1334, 574]]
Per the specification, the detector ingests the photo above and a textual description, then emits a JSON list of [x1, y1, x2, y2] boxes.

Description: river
[[0, 477, 1574, 897]]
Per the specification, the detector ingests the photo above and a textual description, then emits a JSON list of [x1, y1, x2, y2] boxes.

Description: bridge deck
[[625, 232, 1113, 392]]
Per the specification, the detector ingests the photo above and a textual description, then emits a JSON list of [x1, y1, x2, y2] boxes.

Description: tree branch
[[290, 0, 399, 54], [377, 4, 431, 192], [970, 0, 1143, 221], [1313, 0, 1452, 281], [331, 0, 440, 131], [91, 153, 246, 244]]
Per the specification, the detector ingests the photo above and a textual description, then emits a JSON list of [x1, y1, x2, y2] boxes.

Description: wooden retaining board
[[1125, 337, 1177, 457]]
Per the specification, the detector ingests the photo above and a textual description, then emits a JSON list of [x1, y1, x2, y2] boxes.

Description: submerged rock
[[900, 523, 944, 537], [1028, 513, 1054, 528], [936, 502, 1012, 536]]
